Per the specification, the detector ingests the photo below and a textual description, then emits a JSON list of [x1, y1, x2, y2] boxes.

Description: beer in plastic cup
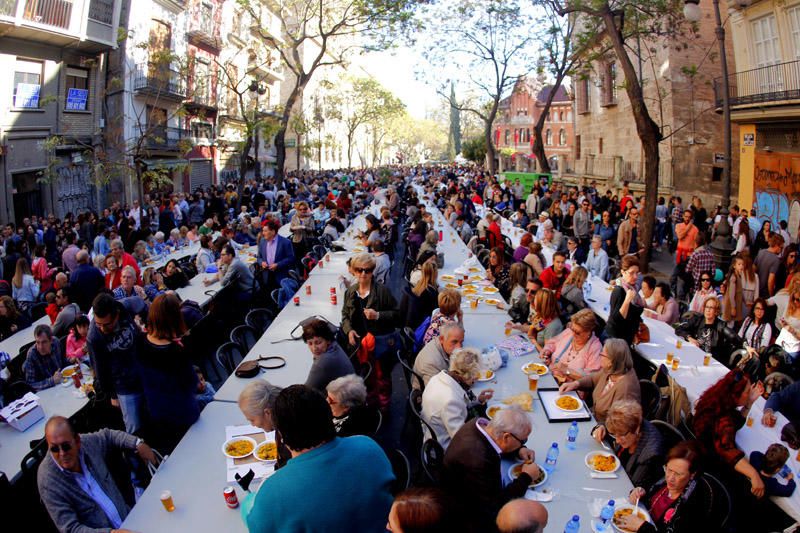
[[528, 373, 539, 391], [671, 356, 680, 371], [666, 352, 674, 364], [703, 353, 712, 366], [505, 326, 512, 336], [746, 416, 754, 427], [470, 298, 478, 309], [676, 339, 683, 349], [160, 490, 175, 512]]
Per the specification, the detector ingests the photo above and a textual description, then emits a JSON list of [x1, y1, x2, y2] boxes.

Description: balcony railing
[[715, 59, 800, 108], [141, 126, 190, 150], [133, 63, 186, 101], [186, 89, 216, 110], [186, 13, 218, 50]]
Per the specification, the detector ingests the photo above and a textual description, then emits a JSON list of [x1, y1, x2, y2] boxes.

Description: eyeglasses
[[50, 442, 73, 453], [701, 278, 711, 282], [663, 465, 689, 479], [506, 431, 527, 448], [704, 304, 719, 310], [354, 267, 374, 274]]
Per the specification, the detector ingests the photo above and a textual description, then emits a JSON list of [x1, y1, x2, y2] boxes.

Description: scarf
[[722, 273, 744, 322], [620, 279, 646, 308], [740, 316, 767, 350]]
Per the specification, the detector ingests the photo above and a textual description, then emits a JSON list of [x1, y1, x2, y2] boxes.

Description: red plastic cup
[[293, 296, 300, 306]]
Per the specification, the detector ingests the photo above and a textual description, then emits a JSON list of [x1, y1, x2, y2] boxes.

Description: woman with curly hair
[[692, 369, 765, 499]]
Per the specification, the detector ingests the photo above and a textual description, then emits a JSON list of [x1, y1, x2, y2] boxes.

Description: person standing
[[257, 219, 295, 291], [616, 208, 643, 259], [674, 209, 698, 265], [69, 250, 105, 313], [755, 233, 784, 298], [574, 198, 592, 256]]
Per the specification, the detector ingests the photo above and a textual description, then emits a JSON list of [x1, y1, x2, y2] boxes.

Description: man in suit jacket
[[443, 407, 541, 532], [38, 416, 157, 532], [257, 218, 296, 291]]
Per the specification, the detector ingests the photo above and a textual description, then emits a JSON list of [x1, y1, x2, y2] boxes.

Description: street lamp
[[683, 0, 751, 271]]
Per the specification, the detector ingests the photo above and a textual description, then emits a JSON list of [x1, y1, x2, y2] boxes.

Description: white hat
[[539, 212, 550, 219]]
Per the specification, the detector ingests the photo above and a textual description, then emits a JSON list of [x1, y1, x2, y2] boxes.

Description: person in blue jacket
[[257, 218, 296, 292]]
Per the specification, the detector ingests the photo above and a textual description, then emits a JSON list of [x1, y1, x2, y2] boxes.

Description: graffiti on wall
[[55, 162, 97, 218], [753, 151, 800, 237]]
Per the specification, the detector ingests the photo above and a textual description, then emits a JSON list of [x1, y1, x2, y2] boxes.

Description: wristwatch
[[135, 438, 144, 448]]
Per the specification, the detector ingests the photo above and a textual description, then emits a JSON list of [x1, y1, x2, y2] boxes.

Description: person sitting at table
[[507, 263, 528, 323], [204, 244, 254, 302], [409, 250, 437, 287], [132, 240, 150, 265], [110, 238, 140, 280], [326, 374, 380, 437], [605, 254, 645, 344], [565, 236, 587, 266], [496, 499, 548, 533], [749, 443, 797, 498], [540, 309, 602, 383], [422, 289, 463, 344], [487, 213, 504, 251], [617, 441, 713, 533], [66, 314, 90, 364], [360, 214, 383, 250], [486, 247, 511, 294], [415, 322, 465, 389], [195, 234, 216, 274], [0, 294, 30, 339], [142, 267, 166, 301], [404, 262, 440, 330], [387, 487, 457, 532], [162, 259, 189, 290], [644, 282, 680, 324], [51, 285, 81, 338], [288, 200, 316, 259], [417, 230, 439, 262], [526, 288, 564, 352], [560, 265, 588, 315], [539, 251, 569, 298], [23, 324, 70, 391], [113, 266, 148, 301], [762, 379, 800, 427], [524, 241, 546, 279], [675, 295, 742, 364], [242, 385, 394, 533], [237, 380, 291, 468], [639, 275, 657, 311], [737, 297, 772, 351], [585, 235, 609, 281], [166, 227, 186, 249], [422, 348, 494, 449], [37, 416, 157, 533], [513, 233, 533, 263], [692, 368, 765, 499], [689, 270, 719, 313], [442, 406, 539, 532], [590, 399, 666, 488], [559, 338, 641, 423], [303, 318, 354, 392]]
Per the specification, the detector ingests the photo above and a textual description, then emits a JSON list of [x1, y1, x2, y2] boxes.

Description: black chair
[[702, 472, 731, 531], [408, 389, 444, 484], [246, 308, 275, 335], [677, 415, 697, 441], [230, 325, 258, 352], [632, 351, 659, 381], [358, 361, 373, 382], [287, 269, 301, 284], [20, 438, 48, 476], [639, 379, 662, 420], [728, 348, 748, 369], [677, 299, 690, 316], [313, 245, 327, 258], [4, 381, 33, 404], [216, 342, 245, 375], [28, 302, 47, 321], [386, 448, 411, 495], [396, 350, 424, 393], [651, 420, 685, 451], [300, 256, 316, 277]]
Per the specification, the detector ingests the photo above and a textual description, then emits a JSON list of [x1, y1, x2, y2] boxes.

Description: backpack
[[413, 315, 432, 353]]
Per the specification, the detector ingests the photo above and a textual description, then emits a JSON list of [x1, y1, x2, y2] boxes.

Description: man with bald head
[[38, 416, 156, 533], [496, 499, 548, 533], [69, 249, 105, 312]]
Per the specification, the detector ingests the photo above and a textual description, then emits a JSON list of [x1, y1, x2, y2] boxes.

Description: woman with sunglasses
[[737, 298, 772, 352], [676, 296, 742, 364], [341, 253, 400, 346], [689, 271, 719, 313]]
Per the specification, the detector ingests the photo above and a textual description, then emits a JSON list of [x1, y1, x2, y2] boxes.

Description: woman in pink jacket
[[539, 309, 602, 383]]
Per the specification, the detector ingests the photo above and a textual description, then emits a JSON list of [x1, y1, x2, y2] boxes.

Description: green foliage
[[462, 135, 487, 163]]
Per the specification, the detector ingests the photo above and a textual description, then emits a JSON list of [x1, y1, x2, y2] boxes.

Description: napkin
[[590, 472, 619, 479], [525, 488, 554, 502]]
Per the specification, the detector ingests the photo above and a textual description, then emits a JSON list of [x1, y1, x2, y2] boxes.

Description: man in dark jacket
[[87, 293, 145, 434], [443, 408, 540, 532], [69, 250, 105, 313], [38, 416, 157, 533]]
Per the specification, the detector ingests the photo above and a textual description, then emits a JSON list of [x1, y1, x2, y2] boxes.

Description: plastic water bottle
[[544, 442, 559, 473], [566, 421, 579, 450], [564, 514, 580, 533], [596, 499, 616, 531]]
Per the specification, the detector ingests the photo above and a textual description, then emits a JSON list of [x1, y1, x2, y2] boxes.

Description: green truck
[[499, 172, 552, 192]]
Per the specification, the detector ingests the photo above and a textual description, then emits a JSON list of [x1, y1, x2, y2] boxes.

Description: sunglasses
[[355, 267, 374, 274], [701, 278, 711, 282], [50, 442, 73, 453]]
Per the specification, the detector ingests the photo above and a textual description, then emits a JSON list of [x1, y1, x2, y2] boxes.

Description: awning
[[141, 158, 189, 169]]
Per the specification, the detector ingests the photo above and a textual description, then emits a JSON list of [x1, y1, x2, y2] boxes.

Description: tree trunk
[[484, 100, 500, 175], [532, 72, 568, 175], [347, 131, 353, 169], [274, 128, 286, 185], [601, 8, 663, 271], [238, 132, 253, 201]]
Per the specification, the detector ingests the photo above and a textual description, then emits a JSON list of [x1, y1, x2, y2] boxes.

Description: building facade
[[567, 3, 738, 206], [493, 79, 574, 174], [0, 0, 123, 224], [727, 0, 800, 237]]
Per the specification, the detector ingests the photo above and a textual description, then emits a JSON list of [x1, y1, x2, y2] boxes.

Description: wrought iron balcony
[[715, 59, 800, 108], [186, 17, 219, 51], [133, 63, 186, 102], [141, 126, 190, 151]]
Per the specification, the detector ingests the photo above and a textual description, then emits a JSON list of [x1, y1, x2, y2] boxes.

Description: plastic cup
[[671, 356, 680, 371], [504, 326, 512, 336], [666, 352, 674, 364], [676, 339, 683, 349], [293, 296, 300, 306], [703, 353, 712, 366], [746, 416, 754, 427], [160, 490, 175, 512], [470, 299, 478, 309], [528, 373, 539, 391]]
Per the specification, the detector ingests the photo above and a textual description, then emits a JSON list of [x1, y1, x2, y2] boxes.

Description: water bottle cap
[[572, 515, 579, 521], [552, 442, 558, 448], [608, 499, 615, 505], [571, 420, 578, 426]]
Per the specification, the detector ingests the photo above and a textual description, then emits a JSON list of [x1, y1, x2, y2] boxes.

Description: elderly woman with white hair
[[326, 375, 380, 437], [237, 380, 291, 468], [559, 338, 641, 424], [421, 348, 494, 450], [112, 265, 148, 301]]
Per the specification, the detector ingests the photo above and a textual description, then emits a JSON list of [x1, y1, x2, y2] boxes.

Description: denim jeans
[[117, 392, 145, 435]]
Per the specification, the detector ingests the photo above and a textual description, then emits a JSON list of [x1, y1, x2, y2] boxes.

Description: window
[[599, 137, 604, 154], [575, 135, 581, 160], [601, 62, 618, 106], [545, 129, 552, 146], [787, 6, 800, 59], [525, 129, 530, 143], [712, 167, 722, 182], [192, 122, 214, 139], [577, 78, 591, 114], [65, 67, 89, 111], [559, 129, 566, 146], [13, 59, 43, 108], [195, 59, 210, 103], [751, 15, 782, 67], [559, 111, 564, 121], [504, 130, 510, 145]]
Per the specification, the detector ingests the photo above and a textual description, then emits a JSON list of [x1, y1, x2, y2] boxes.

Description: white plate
[[221, 436, 257, 459], [486, 402, 505, 419], [477, 369, 496, 382], [483, 298, 502, 306], [482, 286, 500, 294], [507, 462, 548, 487], [611, 503, 653, 533], [554, 394, 583, 412], [521, 361, 550, 376], [584, 451, 621, 473], [253, 441, 279, 463]]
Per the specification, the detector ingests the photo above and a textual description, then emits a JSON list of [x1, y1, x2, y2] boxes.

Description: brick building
[[566, 3, 738, 206]]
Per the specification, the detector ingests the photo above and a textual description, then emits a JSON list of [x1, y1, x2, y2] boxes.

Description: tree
[[388, 113, 448, 164], [417, 0, 535, 174], [551, 0, 688, 270], [462, 135, 488, 164], [243, 0, 416, 183], [447, 82, 462, 160], [326, 76, 405, 168]]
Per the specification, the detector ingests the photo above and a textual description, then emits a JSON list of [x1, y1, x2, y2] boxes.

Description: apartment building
[[493, 78, 574, 174], [568, 2, 737, 205], [0, 0, 123, 224], [727, 0, 800, 237]]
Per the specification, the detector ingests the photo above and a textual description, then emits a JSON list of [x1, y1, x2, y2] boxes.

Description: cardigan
[[38, 429, 139, 533], [421, 370, 471, 449], [616, 419, 666, 489], [244, 436, 394, 533], [576, 368, 641, 424]]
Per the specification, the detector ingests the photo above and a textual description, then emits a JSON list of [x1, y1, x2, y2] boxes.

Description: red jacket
[[540, 266, 568, 298]]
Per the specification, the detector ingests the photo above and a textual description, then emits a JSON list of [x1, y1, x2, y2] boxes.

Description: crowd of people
[[3, 164, 800, 533]]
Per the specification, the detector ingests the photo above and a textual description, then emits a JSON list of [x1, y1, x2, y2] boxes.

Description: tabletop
[[2, 316, 51, 361]]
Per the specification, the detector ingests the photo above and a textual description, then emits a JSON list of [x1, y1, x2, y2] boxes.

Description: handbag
[[372, 330, 402, 360], [234, 356, 287, 378], [634, 321, 650, 344]]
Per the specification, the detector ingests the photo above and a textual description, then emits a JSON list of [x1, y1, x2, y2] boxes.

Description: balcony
[[141, 126, 190, 151], [133, 63, 186, 102], [715, 59, 800, 109], [186, 15, 219, 51], [185, 89, 217, 112], [247, 53, 284, 82]]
